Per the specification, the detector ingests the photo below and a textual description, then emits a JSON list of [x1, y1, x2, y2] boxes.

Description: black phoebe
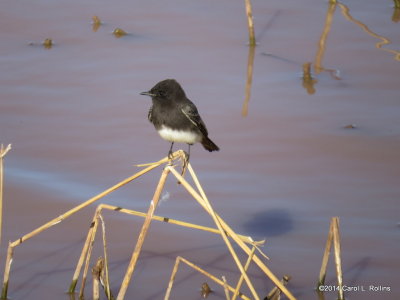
[[140, 79, 219, 159]]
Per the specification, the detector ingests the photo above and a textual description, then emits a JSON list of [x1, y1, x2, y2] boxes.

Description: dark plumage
[[140, 79, 219, 158]]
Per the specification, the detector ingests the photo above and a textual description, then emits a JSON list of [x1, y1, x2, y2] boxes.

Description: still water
[[1, 0, 399, 299]]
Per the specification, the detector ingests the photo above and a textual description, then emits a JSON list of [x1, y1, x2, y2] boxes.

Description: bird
[[140, 79, 219, 161]]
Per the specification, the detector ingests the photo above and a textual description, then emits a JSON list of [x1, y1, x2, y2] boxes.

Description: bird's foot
[[167, 149, 174, 165], [181, 151, 190, 177]]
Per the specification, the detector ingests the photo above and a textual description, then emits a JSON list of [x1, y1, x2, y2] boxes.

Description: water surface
[[1, 0, 399, 299]]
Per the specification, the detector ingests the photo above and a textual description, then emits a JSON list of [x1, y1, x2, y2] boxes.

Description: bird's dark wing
[[181, 103, 208, 136], [147, 105, 153, 123]]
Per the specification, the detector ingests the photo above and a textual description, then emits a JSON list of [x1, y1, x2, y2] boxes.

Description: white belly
[[158, 125, 201, 144]]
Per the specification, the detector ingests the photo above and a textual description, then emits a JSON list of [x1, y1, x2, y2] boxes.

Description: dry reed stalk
[[70, 185, 259, 295], [314, 0, 336, 75], [316, 290, 326, 300], [244, 0, 256, 46], [71, 202, 243, 295], [317, 217, 344, 300], [79, 209, 101, 298], [98, 203, 257, 245], [164, 256, 251, 300], [9, 158, 165, 250], [332, 218, 344, 300], [184, 164, 296, 300], [99, 214, 112, 299], [167, 166, 260, 300], [116, 167, 170, 300], [1, 242, 13, 299], [3, 152, 177, 299], [242, 45, 256, 117], [69, 206, 102, 293], [222, 276, 231, 300], [92, 257, 104, 300], [163, 256, 181, 300], [265, 275, 291, 300], [93, 276, 100, 300], [135, 150, 185, 167], [0, 144, 11, 250], [317, 220, 334, 286], [231, 246, 256, 300], [186, 164, 265, 252]]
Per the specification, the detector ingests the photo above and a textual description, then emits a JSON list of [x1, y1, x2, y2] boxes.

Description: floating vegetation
[[302, 62, 318, 95], [27, 38, 54, 49], [92, 16, 102, 32], [42, 38, 53, 49], [201, 282, 212, 298], [343, 124, 357, 129], [113, 28, 128, 38]]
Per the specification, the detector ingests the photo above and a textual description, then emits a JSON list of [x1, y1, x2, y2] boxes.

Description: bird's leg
[[181, 144, 190, 175], [168, 142, 174, 160], [187, 144, 191, 163]]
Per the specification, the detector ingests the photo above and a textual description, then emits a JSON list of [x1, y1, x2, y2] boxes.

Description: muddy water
[[1, 0, 399, 299]]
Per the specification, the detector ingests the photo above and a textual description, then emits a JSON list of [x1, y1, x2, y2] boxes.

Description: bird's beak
[[140, 91, 155, 96]]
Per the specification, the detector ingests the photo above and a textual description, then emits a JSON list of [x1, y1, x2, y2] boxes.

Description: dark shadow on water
[[242, 209, 294, 238]]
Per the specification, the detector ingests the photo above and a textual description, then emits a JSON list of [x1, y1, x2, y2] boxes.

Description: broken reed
[[69, 203, 260, 296], [70, 157, 295, 299], [99, 214, 112, 300], [164, 256, 251, 300], [1, 151, 182, 299], [92, 256, 114, 300], [317, 217, 344, 300], [184, 164, 292, 298], [80, 213, 112, 299], [168, 166, 260, 299], [92, 257, 103, 300], [1, 150, 296, 300]]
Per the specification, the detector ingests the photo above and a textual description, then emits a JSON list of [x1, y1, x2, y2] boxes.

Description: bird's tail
[[201, 136, 220, 152]]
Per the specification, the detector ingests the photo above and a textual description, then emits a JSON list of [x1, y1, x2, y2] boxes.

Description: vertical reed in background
[[0, 144, 11, 250], [244, 0, 256, 46]]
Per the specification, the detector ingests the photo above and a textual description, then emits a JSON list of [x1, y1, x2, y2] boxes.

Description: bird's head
[[140, 79, 186, 101]]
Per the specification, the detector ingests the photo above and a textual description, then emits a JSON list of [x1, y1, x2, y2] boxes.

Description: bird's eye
[[158, 90, 166, 97]]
